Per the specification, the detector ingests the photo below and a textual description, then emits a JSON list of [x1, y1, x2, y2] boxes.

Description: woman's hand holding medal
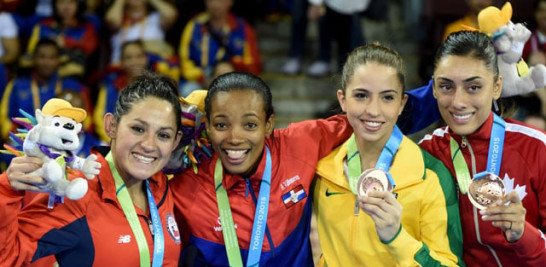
[[359, 190, 402, 242], [468, 172, 526, 242], [356, 169, 401, 242], [479, 191, 526, 242]]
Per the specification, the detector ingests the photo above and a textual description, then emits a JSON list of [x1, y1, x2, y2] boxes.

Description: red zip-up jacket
[[0, 147, 182, 266], [170, 115, 351, 266], [419, 113, 546, 266]]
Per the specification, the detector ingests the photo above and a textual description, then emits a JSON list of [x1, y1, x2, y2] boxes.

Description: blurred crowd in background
[[0, 0, 545, 172]]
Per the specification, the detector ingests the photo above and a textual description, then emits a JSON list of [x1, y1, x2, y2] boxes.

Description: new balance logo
[[118, 235, 131, 243]]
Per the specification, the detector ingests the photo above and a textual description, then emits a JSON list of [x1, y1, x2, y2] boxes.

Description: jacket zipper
[[462, 136, 503, 266], [350, 199, 360, 262]]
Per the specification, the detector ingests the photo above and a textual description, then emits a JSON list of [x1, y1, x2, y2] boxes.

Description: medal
[[468, 172, 505, 210], [356, 168, 393, 198], [450, 113, 506, 196]]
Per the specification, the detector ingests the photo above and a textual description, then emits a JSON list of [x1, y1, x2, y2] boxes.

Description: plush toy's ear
[[75, 122, 82, 133], [35, 109, 44, 124]]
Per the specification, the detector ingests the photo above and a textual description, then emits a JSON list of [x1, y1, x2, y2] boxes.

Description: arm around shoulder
[[285, 114, 352, 158]]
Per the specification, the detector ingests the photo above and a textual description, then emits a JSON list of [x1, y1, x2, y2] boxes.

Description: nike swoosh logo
[[325, 188, 344, 197]]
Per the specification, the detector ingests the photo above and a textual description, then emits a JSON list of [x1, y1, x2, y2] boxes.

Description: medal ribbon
[[450, 113, 506, 194], [347, 125, 402, 195], [106, 152, 164, 267], [215, 147, 272, 267]]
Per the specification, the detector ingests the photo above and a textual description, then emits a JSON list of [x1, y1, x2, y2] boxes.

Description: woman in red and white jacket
[[419, 30, 546, 266]]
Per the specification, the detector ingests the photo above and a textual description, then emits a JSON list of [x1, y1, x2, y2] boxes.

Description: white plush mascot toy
[[477, 2, 546, 97], [23, 98, 101, 208]]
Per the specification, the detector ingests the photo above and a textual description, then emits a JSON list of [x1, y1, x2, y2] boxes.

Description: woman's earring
[[493, 99, 500, 114]]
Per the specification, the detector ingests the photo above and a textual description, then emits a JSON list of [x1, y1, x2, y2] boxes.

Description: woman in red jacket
[[170, 72, 352, 266], [419, 30, 546, 266], [0, 72, 183, 266]]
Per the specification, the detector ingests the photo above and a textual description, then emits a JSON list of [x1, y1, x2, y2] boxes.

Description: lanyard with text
[[106, 152, 165, 267], [450, 113, 506, 194], [347, 126, 401, 195], [215, 147, 272, 267]]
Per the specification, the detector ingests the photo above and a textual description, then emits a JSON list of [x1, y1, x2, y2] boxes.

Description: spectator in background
[[209, 60, 234, 83], [0, 38, 88, 141], [94, 40, 178, 142], [306, 0, 368, 77], [56, 89, 104, 157], [523, 0, 546, 61], [280, 0, 331, 76], [35, 0, 54, 17], [105, 0, 178, 64], [178, 0, 261, 96], [0, 2, 20, 66], [0, 1, 20, 97], [517, 0, 546, 122], [23, 0, 99, 78], [442, 0, 492, 41]]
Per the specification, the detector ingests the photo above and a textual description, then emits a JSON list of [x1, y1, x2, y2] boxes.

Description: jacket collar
[[207, 148, 268, 191], [93, 147, 167, 207], [316, 135, 425, 191], [449, 112, 494, 146]]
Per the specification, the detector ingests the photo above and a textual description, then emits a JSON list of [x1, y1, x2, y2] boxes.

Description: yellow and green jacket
[[313, 136, 464, 267]]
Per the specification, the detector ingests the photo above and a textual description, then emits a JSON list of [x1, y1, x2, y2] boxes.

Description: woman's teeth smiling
[[364, 120, 382, 127], [453, 113, 472, 121], [133, 153, 155, 163], [225, 149, 248, 160]]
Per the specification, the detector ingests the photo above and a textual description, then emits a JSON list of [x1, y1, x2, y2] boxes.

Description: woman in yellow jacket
[[313, 44, 464, 266]]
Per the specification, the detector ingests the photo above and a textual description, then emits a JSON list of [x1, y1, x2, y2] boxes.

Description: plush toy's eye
[[51, 117, 63, 127]]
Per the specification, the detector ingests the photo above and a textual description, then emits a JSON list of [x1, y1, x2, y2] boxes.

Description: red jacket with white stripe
[[419, 112, 546, 267], [0, 147, 182, 266]]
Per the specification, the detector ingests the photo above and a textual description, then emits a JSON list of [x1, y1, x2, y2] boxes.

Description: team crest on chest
[[281, 184, 307, 208], [166, 213, 181, 244]]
